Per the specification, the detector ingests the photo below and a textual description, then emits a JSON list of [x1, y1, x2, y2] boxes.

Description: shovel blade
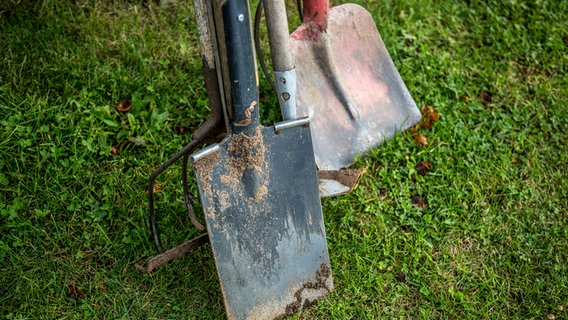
[[291, 4, 421, 170], [191, 120, 333, 320]]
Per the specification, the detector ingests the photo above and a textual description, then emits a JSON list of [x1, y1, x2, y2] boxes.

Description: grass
[[1, 0, 567, 318]]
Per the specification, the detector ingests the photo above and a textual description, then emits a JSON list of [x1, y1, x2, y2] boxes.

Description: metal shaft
[[221, 0, 259, 136]]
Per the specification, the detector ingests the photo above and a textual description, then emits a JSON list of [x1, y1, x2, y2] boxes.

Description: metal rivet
[[281, 92, 290, 101], [237, 14, 244, 22], [279, 77, 286, 84]]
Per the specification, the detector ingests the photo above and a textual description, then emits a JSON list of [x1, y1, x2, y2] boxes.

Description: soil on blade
[[193, 151, 220, 196], [221, 127, 269, 201]]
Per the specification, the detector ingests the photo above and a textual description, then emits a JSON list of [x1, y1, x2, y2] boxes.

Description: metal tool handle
[[221, 0, 259, 136], [192, 0, 229, 141], [264, 0, 298, 120], [303, 0, 329, 30]]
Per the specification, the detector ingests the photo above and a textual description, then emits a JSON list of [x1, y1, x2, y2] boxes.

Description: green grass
[[1, 0, 567, 319]]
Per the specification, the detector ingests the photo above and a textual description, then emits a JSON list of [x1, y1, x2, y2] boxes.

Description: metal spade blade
[[291, 1, 422, 170]]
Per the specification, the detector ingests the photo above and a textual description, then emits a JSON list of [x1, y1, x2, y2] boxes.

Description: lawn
[[1, 0, 567, 319]]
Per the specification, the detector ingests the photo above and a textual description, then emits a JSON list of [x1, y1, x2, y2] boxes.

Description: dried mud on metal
[[193, 151, 220, 196], [283, 263, 333, 317], [221, 127, 269, 201]]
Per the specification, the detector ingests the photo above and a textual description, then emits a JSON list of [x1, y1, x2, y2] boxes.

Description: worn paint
[[193, 0, 215, 69], [290, 4, 421, 170]]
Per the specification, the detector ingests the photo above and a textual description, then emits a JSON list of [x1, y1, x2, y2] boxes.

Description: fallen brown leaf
[[412, 131, 428, 146], [478, 91, 493, 108], [173, 125, 187, 134], [116, 99, 132, 112], [411, 195, 428, 210], [396, 272, 407, 283], [111, 145, 120, 155], [145, 182, 163, 195], [415, 161, 432, 175], [419, 105, 441, 129]]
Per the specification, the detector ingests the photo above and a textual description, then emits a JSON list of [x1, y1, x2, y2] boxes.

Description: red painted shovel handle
[[303, 0, 329, 31]]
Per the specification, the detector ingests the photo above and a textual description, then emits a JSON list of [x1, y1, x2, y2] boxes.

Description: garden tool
[[290, 0, 422, 170], [137, 0, 226, 273], [189, 0, 333, 318], [262, 0, 365, 196]]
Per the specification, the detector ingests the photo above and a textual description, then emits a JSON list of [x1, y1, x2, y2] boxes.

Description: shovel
[[290, 0, 422, 170], [190, 1, 333, 318], [262, 0, 365, 197]]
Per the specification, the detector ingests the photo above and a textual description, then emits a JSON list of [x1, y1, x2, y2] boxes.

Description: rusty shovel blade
[[190, 118, 333, 320], [291, 3, 422, 170]]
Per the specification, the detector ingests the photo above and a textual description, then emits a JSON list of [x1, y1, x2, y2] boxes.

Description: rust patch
[[284, 263, 333, 316], [193, 151, 221, 196], [236, 101, 257, 126], [237, 118, 252, 126], [245, 100, 257, 118]]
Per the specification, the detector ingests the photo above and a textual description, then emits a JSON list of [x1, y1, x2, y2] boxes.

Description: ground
[[0, 0, 567, 319]]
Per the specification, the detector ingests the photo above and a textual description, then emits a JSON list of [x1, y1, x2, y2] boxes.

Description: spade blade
[[191, 119, 333, 320]]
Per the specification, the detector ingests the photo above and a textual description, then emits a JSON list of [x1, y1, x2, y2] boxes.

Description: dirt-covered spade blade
[[191, 119, 332, 319], [190, 1, 333, 319]]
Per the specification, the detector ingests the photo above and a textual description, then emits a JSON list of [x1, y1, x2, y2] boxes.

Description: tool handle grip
[[303, 0, 329, 31], [222, 0, 259, 134]]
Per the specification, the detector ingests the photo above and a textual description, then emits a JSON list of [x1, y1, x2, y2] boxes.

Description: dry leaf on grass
[[478, 91, 493, 108], [111, 145, 120, 155], [145, 183, 163, 194], [409, 105, 440, 146], [415, 161, 432, 175], [411, 195, 428, 210], [412, 131, 428, 146], [173, 125, 189, 134], [419, 105, 441, 129], [116, 99, 132, 112]]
